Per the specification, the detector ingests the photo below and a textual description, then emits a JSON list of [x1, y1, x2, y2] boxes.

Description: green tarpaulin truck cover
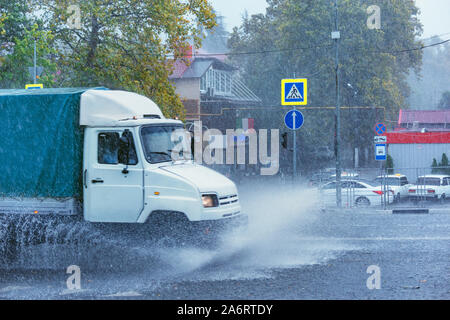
[[0, 87, 106, 199]]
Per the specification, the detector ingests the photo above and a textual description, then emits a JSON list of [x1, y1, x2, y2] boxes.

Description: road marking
[[60, 288, 89, 295], [0, 286, 32, 293], [104, 291, 143, 297], [297, 236, 450, 241]]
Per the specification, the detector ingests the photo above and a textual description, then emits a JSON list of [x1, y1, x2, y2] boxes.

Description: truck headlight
[[202, 194, 218, 208]]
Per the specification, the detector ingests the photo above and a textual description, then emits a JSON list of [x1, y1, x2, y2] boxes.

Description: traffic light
[[281, 132, 288, 149]]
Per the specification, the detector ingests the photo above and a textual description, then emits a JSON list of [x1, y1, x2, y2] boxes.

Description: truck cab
[[81, 90, 242, 224]]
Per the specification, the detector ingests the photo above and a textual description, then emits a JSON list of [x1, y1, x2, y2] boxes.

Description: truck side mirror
[[119, 130, 131, 174]]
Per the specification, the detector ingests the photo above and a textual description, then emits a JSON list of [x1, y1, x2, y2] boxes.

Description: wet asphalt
[[0, 182, 449, 300]]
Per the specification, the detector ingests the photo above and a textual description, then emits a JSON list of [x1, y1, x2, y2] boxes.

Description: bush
[[431, 158, 438, 173], [440, 153, 450, 174], [386, 154, 394, 174]]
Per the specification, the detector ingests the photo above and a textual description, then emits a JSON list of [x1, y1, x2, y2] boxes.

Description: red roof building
[[385, 109, 450, 180], [396, 109, 450, 131]]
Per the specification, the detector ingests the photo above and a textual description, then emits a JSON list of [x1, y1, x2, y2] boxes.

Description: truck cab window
[[98, 132, 120, 164], [98, 131, 138, 165], [118, 131, 138, 165]]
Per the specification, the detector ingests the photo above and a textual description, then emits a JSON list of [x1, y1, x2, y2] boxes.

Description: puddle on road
[[0, 184, 355, 297]]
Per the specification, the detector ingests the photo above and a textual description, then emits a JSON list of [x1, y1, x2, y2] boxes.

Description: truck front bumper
[[192, 212, 248, 230]]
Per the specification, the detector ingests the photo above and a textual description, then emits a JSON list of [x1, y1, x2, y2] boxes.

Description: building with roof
[[169, 49, 263, 178], [395, 109, 450, 131], [385, 109, 450, 181], [169, 50, 261, 131]]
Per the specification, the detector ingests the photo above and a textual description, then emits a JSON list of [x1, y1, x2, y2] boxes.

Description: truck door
[[83, 128, 144, 222]]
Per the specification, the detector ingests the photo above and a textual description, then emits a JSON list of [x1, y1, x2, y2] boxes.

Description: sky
[[209, 0, 450, 39]]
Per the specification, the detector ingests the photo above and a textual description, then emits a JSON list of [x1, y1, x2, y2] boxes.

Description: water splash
[[151, 182, 353, 280]]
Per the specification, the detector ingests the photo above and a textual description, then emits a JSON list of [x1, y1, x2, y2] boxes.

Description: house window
[[226, 73, 231, 93], [200, 67, 232, 96], [200, 74, 206, 91]]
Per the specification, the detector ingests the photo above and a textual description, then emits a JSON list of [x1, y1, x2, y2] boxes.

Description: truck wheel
[[146, 211, 191, 244]]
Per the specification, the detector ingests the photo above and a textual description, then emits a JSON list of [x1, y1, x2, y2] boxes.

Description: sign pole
[[281, 77, 307, 182], [33, 38, 37, 84], [293, 105, 296, 181], [293, 73, 297, 181]]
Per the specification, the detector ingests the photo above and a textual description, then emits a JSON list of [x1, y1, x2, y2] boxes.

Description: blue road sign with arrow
[[284, 110, 304, 130]]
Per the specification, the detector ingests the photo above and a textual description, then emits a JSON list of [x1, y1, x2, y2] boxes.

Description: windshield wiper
[[149, 151, 171, 156], [167, 149, 192, 161], [147, 151, 172, 163]]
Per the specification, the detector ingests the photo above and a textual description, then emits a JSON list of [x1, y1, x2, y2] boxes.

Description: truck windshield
[[141, 125, 191, 163]]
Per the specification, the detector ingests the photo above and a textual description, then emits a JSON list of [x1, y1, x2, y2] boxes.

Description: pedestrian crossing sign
[[281, 79, 307, 105]]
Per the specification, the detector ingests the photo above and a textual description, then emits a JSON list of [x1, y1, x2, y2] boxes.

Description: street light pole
[[333, 0, 342, 207]]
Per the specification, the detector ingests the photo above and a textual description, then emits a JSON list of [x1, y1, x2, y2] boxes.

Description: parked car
[[373, 174, 410, 202], [330, 171, 360, 180], [308, 171, 332, 186], [319, 179, 394, 207], [408, 175, 450, 201]]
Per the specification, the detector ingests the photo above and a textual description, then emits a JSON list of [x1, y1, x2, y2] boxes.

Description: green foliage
[[0, 0, 32, 43], [201, 13, 229, 53], [408, 38, 450, 109], [0, 23, 59, 88], [440, 153, 450, 174], [431, 158, 438, 174], [32, 0, 217, 119], [438, 91, 450, 109], [228, 0, 423, 168]]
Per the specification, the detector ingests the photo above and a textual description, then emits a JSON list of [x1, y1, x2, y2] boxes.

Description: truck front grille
[[219, 194, 239, 206]]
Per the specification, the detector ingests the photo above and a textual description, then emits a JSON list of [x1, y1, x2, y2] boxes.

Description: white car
[[408, 175, 450, 201], [319, 179, 394, 207], [373, 174, 410, 202], [330, 171, 360, 180]]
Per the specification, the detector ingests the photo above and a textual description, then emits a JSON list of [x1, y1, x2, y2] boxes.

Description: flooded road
[[1, 182, 449, 299]]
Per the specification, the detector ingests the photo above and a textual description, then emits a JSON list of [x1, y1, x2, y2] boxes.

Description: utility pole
[[333, 0, 342, 207]]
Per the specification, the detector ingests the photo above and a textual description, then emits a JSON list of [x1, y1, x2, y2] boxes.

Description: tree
[[407, 37, 450, 109], [0, 23, 59, 88], [431, 158, 438, 174], [1, 2, 57, 88], [228, 0, 423, 169], [385, 154, 394, 174], [438, 91, 450, 110], [33, 0, 216, 119], [201, 12, 229, 53], [440, 153, 449, 174], [0, 0, 32, 44]]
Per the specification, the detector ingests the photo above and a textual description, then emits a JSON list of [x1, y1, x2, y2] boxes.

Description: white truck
[[0, 88, 245, 233]]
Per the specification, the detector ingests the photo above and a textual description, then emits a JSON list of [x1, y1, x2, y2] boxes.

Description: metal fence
[[308, 166, 450, 209]]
